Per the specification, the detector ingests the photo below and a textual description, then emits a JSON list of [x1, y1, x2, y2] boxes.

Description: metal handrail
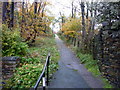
[[33, 53, 50, 90]]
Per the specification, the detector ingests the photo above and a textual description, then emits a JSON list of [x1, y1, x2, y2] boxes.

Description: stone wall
[[2, 57, 20, 80], [94, 29, 120, 88]]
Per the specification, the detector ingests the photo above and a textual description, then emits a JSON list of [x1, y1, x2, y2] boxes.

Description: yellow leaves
[[44, 1, 51, 5], [39, 31, 45, 34], [16, 1, 53, 41], [22, 31, 28, 38], [62, 18, 82, 37], [18, 11, 22, 16], [64, 31, 75, 35], [64, 31, 76, 37], [39, 27, 44, 31]]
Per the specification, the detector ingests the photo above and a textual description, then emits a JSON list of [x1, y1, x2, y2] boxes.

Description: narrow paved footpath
[[49, 35, 104, 88]]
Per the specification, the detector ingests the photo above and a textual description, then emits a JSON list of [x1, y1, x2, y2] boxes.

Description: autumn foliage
[[61, 18, 82, 38], [17, 1, 53, 43]]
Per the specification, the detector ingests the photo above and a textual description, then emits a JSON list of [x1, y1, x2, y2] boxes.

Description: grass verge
[[76, 51, 113, 88], [4, 36, 60, 88]]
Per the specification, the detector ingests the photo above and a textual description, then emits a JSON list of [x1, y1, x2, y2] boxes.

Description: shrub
[[4, 64, 43, 88], [2, 24, 28, 56]]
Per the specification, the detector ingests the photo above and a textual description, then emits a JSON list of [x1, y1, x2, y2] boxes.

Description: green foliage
[[4, 36, 60, 88], [5, 64, 43, 88], [76, 51, 113, 88], [2, 24, 28, 56], [20, 57, 39, 65], [76, 52, 100, 76], [29, 36, 60, 74]]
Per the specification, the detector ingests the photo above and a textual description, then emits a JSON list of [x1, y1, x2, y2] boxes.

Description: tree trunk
[[38, 2, 42, 14], [74, 38, 76, 46], [2, 1, 10, 26], [10, 0, 14, 28], [81, 2, 86, 46], [22, 0, 25, 23], [71, 1, 74, 18], [31, 1, 38, 43], [2, 2, 8, 24], [31, 29, 37, 43], [92, 4, 97, 55], [41, 7, 45, 17], [86, 2, 90, 52], [86, 3, 89, 19], [21, 0, 25, 36], [89, 2, 93, 37], [34, 2, 37, 14]]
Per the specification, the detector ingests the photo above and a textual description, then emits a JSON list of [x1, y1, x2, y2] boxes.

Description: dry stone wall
[[2, 57, 20, 80], [94, 29, 120, 88]]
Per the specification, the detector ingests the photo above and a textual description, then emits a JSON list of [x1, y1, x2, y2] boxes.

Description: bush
[[2, 24, 28, 56], [4, 64, 43, 88]]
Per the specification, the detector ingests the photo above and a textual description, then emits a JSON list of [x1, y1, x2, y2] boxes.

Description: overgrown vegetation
[[76, 52, 113, 88], [3, 36, 59, 88], [2, 0, 60, 88], [2, 25, 28, 56]]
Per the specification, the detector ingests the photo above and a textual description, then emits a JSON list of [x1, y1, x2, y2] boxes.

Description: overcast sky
[[48, 0, 72, 17], [28, 0, 73, 32], [47, 0, 73, 32], [29, 0, 73, 18]]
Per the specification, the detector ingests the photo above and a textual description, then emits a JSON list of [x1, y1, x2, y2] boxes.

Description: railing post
[[47, 53, 50, 86], [43, 73, 46, 90]]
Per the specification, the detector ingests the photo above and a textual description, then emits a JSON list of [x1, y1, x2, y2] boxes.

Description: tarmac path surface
[[49, 35, 104, 88]]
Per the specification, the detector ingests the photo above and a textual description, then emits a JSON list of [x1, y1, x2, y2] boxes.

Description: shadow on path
[[49, 35, 104, 88]]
